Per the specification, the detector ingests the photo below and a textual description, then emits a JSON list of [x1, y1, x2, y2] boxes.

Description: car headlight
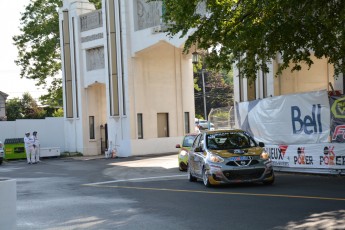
[[179, 150, 188, 157], [209, 153, 224, 163], [260, 150, 270, 160]]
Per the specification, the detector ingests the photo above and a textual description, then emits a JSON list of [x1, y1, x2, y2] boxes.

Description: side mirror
[[259, 142, 265, 147], [176, 144, 181, 148]]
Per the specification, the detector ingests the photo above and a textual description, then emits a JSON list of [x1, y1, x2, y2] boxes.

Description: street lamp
[[192, 51, 207, 121]]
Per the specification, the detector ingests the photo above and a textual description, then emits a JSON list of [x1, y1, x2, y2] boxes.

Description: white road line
[[84, 174, 186, 186]]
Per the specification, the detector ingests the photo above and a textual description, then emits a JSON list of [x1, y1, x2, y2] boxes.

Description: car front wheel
[[263, 174, 275, 185], [188, 166, 197, 182], [202, 168, 212, 187]]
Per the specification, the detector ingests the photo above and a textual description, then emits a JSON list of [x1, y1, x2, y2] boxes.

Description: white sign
[[237, 90, 330, 144]]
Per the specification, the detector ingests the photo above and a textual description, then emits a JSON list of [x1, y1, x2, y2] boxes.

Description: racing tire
[[263, 174, 275, 185], [202, 168, 212, 187], [188, 166, 197, 182], [179, 162, 187, 171]]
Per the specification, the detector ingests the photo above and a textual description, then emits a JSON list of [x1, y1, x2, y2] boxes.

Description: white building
[[59, 0, 195, 156]]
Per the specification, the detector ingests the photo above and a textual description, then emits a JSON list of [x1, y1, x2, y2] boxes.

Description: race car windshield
[[206, 132, 256, 150]]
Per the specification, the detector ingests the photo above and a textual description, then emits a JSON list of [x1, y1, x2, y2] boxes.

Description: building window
[[62, 10, 74, 118], [107, 0, 120, 116], [184, 112, 190, 134], [262, 70, 267, 98], [157, 113, 169, 137], [137, 113, 143, 139], [89, 116, 95, 139], [72, 17, 79, 118]]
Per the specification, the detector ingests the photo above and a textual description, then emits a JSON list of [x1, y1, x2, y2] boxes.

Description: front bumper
[[206, 160, 274, 185]]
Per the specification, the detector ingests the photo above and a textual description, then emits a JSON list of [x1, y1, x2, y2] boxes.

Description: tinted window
[[192, 134, 202, 149]]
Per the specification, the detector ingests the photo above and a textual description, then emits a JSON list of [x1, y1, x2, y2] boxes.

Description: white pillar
[[0, 178, 16, 229]]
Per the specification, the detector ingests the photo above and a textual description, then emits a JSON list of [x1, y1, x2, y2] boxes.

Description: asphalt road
[[1, 154, 345, 230]]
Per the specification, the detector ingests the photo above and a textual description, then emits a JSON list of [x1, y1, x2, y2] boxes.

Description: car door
[[189, 134, 202, 173], [192, 134, 205, 177]]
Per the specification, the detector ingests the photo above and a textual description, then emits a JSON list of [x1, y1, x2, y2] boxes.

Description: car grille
[[223, 168, 265, 181], [226, 159, 259, 167]]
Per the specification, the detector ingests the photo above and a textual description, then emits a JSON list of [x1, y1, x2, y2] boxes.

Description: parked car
[[188, 129, 274, 187], [0, 141, 4, 165], [195, 120, 214, 130], [176, 133, 198, 171]]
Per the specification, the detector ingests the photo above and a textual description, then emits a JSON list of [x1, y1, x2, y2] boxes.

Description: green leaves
[[13, 0, 101, 107], [163, 0, 345, 81], [6, 93, 46, 120]]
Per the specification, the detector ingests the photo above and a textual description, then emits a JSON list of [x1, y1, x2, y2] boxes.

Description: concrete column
[[0, 178, 16, 229]]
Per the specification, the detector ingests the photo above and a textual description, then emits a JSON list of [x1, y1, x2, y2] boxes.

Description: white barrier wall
[[266, 143, 345, 175], [237, 90, 330, 144], [0, 117, 65, 152]]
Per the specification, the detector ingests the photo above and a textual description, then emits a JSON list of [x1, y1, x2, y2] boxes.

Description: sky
[[0, 1, 48, 100]]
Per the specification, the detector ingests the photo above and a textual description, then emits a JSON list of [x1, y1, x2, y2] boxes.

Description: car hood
[[208, 147, 263, 157]]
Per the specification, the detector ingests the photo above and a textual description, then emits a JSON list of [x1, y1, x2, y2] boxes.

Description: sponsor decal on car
[[229, 156, 252, 161]]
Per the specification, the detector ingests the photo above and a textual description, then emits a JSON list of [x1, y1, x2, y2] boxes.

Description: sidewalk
[[66, 152, 176, 161]]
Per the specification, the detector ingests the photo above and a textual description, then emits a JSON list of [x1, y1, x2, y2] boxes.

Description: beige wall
[[129, 41, 194, 140], [274, 56, 334, 95], [83, 83, 107, 155]]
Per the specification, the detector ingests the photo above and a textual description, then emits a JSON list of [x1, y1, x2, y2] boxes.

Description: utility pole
[[201, 69, 207, 120]]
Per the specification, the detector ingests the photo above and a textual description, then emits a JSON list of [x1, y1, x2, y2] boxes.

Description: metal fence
[[208, 106, 236, 130]]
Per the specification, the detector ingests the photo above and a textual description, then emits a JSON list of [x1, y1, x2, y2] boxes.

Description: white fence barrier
[[0, 117, 65, 153], [266, 143, 345, 175], [40, 147, 61, 157]]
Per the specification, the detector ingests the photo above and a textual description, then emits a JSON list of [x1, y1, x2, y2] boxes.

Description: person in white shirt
[[33, 131, 40, 163], [24, 132, 35, 164]]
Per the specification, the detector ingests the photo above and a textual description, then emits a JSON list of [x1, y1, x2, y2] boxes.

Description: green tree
[[162, 0, 345, 80], [194, 69, 233, 119], [52, 108, 64, 117], [22, 93, 46, 119], [13, 0, 101, 106], [6, 93, 46, 120], [5, 98, 24, 121]]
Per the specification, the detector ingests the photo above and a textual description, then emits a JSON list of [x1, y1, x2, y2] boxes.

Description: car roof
[[185, 133, 198, 136], [203, 129, 245, 134]]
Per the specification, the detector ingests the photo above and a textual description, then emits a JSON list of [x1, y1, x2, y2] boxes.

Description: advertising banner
[[237, 90, 330, 145], [330, 95, 345, 143], [265, 143, 345, 170]]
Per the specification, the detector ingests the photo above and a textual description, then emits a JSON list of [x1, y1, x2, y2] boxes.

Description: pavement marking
[[83, 181, 345, 202], [84, 174, 186, 185], [107, 156, 178, 169]]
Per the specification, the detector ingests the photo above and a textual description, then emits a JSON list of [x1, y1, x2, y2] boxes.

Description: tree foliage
[[13, 0, 101, 106], [6, 98, 24, 121], [6, 93, 46, 121], [162, 0, 345, 80], [194, 67, 233, 119]]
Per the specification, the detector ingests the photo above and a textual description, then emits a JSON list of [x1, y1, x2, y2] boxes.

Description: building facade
[[0, 91, 8, 121], [233, 55, 344, 103], [59, 0, 195, 156]]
